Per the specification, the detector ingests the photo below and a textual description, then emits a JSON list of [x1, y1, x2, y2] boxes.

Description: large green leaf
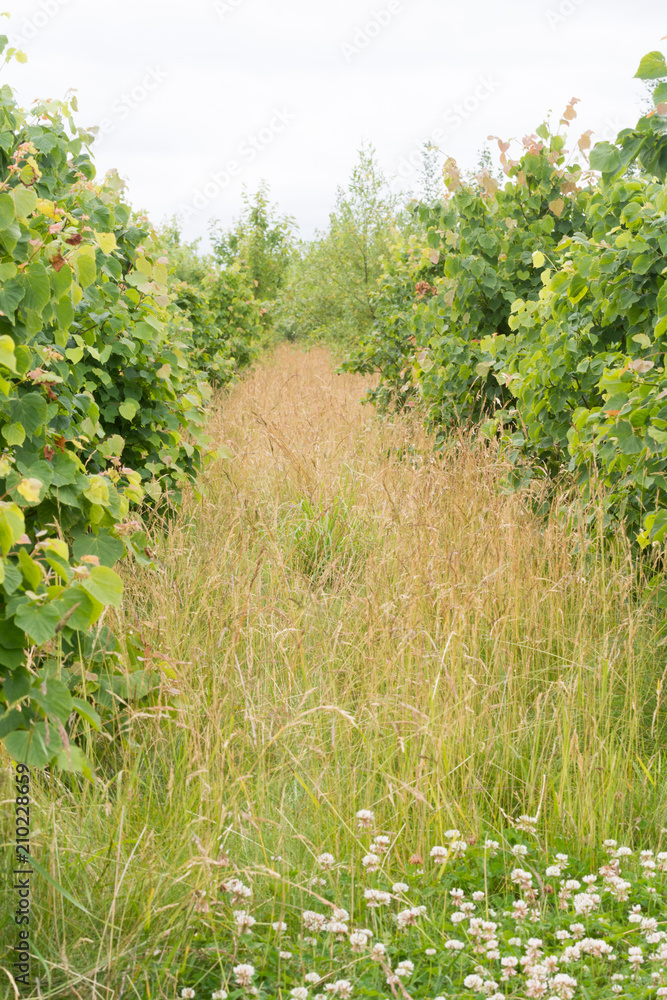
[[14, 601, 61, 644], [635, 50, 667, 80], [589, 142, 622, 174], [81, 565, 123, 607]]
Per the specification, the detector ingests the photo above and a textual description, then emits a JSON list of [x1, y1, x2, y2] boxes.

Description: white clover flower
[[272, 920, 287, 932], [555, 929, 571, 941], [305, 974, 320, 984], [330, 980, 353, 999], [324, 920, 348, 937], [373, 835, 391, 854], [395, 961, 414, 978], [545, 866, 562, 877], [628, 945, 643, 965], [303, 911, 328, 932], [451, 911, 467, 924], [450, 888, 465, 904], [445, 939, 465, 951], [511, 844, 528, 857], [463, 974, 484, 990], [362, 853, 381, 873], [280, 951, 293, 960], [233, 965, 255, 987], [450, 839, 468, 857], [569, 923, 585, 939], [513, 815, 538, 834], [445, 829, 461, 839], [511, 868, 533, 889], [291, 990, 309, 1000], [430, 845, 448, 863], [233, 911, 256, 934], [508, 937, 522, 946], [212, 991, 228, 1000], [181, 991, 195, 999], [303, 936, 318, 947], [472, 891, 486, 901], [562, 879, 581, 891], [316, 853, 335, 869], [550, 973, 577, 999], [425, 948, 436, 956], [615, 846, 633, 858], [392, 882, 409, 893], [356, 809, 374, 829], [484, 839, 500, 855], [573, 892, 600, 916], [512, 900, 529, 920], [224, 877, 252, 900], [333, 908, 350, 921], [396, 905, 426, 928], [370, 942, 387, 960], [366, 891, 391, 912], [349, 932, 368, 952]]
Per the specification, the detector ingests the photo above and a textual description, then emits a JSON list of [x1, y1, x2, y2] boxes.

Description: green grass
[[1, 345, 667, 997]]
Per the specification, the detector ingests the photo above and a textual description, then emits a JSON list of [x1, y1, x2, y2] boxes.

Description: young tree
[[210, 182, 296, 301]]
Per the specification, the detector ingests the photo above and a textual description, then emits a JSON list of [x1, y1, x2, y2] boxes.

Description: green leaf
[[73, 531, 125, 568], [0, 191, 15, 229], [10, 392, 48, 435], [635, 50, 667, 80], [0, 503, 25, 555], [119, 399, 139, 421], [0, 708, 23, 739], [10, 186, 37, 220], [589, 142, 622, 174], [2, 423, 25, 447], [21, 262, 51, 313], [71, 696, 101, 731], [81, 565, 123, 607], [71, 244, 97, 288], [31, 678, 73, 722], [5, 724, 53, 767], [14, 601, 62, 645], [4, 666, 31, 706], [0, 334, 16, 372]]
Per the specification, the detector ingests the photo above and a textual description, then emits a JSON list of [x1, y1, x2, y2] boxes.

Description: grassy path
[[3, 344, 664, 994]]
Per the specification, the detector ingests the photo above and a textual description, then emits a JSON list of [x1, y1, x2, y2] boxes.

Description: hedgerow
[[344, 50, 667, 546], [0, 42, 265, 773]]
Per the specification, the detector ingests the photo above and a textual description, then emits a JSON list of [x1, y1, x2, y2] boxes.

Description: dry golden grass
[[3, 344, 665, 995]]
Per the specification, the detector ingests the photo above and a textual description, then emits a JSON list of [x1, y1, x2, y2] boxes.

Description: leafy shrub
[[0, 53, 214, 771], [345, 51, 667, 546], [160, 221, 264, 385]]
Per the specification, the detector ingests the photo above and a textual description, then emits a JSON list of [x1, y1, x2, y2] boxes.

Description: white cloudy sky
[[2, 0, 664, 247]]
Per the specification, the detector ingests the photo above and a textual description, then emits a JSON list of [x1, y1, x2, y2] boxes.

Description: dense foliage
[[161, 221, 265, 385], [275, 145, 398, 345], [344, 51, 667, 546], [0, 45, 268, 772]]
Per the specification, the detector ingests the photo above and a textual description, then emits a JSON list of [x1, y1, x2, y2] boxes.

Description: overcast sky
[[2, 0, 664, 248]]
